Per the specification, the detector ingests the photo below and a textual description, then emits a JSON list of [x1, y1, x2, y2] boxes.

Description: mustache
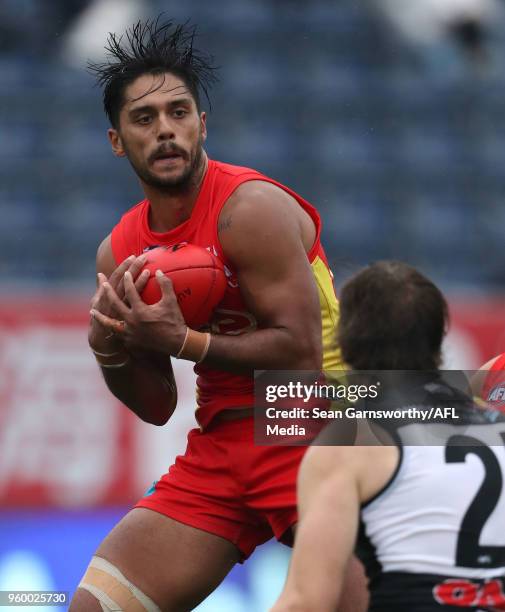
[[149, 144, 188, 163]]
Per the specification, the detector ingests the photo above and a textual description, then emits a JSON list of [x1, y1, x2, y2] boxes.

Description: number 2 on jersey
[[445, 433, 505, 568]]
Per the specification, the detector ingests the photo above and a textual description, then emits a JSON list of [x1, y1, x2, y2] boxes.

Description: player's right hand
[[88, 254, 150, 352], [90, 269, 187, 357]]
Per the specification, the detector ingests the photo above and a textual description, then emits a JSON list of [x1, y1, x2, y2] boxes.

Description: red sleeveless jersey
[[111, 159, 341, 428]]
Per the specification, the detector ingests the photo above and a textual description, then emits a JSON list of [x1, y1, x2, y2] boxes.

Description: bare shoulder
[[218, 182, 302, 261], [220, 180, 300, 229], [218, 180, 315, 260], [299, 443, 399, 505], [470, 354, 502, 398], [300, 444, 390, 476], [299, 446, 361, 487], [96, 233, 117, 276], [229, 179, 298, 206]]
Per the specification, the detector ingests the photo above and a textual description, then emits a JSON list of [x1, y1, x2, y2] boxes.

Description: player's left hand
[[90, 269, 187, 356]]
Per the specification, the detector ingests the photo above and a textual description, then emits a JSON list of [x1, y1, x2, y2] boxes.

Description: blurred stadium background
[[2, 0, 505, 609]]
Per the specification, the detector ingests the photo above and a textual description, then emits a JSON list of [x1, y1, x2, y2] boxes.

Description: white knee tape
[[78, 555, 162, 612]]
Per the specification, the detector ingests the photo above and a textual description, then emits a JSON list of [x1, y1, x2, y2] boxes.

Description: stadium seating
[[1, 0, 505, 290]]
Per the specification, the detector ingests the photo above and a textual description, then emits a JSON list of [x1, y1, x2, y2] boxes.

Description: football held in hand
[[140, 244, 227, 329]]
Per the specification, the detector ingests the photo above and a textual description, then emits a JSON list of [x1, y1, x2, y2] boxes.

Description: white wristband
[[99, 358, 130, 369], [176, 328, 211, 363], [91, 348, 121, 358]]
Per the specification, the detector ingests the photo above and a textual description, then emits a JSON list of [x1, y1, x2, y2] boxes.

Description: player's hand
[[88, 255, 150, 352], [90, 269, 187, 356]]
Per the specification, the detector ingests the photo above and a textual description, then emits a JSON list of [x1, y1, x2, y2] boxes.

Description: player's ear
[[200, 112, 207, 142], [108, 128, 126, 157]]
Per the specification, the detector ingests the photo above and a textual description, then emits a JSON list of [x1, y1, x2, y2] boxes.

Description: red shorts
[[135, 416, 306, 560]]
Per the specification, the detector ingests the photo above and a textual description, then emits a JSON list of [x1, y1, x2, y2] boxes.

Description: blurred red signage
[[0, 296, 504, 507]]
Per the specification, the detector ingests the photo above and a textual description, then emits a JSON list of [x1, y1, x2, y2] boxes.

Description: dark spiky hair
[[88, 17, 218, 128]]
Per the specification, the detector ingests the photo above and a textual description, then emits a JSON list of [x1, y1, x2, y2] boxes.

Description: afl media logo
[[488, 382, 505, 403]]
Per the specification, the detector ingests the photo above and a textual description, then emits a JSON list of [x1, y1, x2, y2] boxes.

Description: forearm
[[270, 594, 311, 612], [273, 536, 345, 612], [204, 327, 321, 373], [98, 352, 177, 425], [273, 469, 359, 612]]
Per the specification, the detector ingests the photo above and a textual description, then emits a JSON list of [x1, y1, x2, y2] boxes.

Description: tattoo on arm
[[218, 216, 232, 233]]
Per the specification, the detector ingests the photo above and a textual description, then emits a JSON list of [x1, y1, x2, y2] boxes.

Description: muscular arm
[[89, 235, 177, 425], [90, 182, 322, 402], [207, 181, 322, 371], [271, 447, 361, 612], [272, 443, 398, 612]]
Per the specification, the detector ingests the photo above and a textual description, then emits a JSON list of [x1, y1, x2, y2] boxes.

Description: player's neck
[[143, 153, 208, 232]]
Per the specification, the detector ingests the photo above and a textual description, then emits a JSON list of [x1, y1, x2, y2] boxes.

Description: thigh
[[71, 507, 241, 612]]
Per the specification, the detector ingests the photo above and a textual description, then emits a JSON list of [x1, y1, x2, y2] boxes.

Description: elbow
[[299, 347, 322, 371], [289, 316, 322, 370], [135, 399, 176, 426], [293, 336, 322, 371], [153, 402, 176, 426], [144, 413, 170, 426], [137, 385, 177, 426]]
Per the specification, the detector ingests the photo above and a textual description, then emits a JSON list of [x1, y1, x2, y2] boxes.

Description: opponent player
[[69, 18, 363, 612], [272, 261, 505, 612]]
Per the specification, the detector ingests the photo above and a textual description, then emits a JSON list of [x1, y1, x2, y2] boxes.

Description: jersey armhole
[[361, 443, 404, 510], [213, 176, 322, 269]]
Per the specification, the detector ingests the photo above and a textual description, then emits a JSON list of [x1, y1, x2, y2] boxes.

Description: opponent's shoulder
[[296, 446, 361, 514], [301, 444, 389, 474], [299, 446, 362, 487], [299, 444, 399, 505]]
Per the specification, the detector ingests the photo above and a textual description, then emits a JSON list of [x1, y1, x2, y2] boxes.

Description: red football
[[140, 243, 227, 329]]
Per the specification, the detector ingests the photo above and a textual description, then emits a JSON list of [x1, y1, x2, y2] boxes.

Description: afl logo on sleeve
[[487, 382, 505, 404]]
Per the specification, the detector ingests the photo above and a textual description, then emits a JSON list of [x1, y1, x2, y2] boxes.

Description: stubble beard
[[129, 135, 205, 195]]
